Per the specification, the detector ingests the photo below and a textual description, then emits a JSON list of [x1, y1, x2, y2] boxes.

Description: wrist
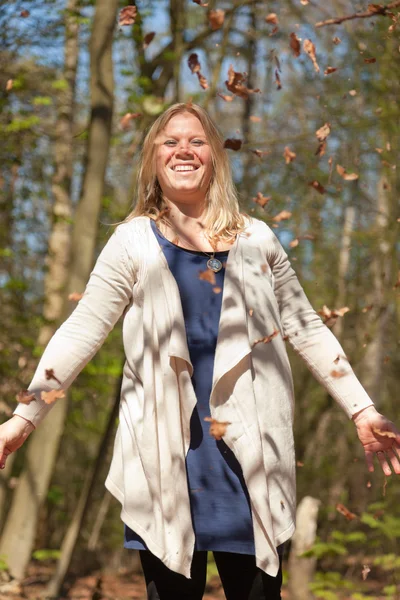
[[352, 404, 377, 423], [13, 414, 35, 430]]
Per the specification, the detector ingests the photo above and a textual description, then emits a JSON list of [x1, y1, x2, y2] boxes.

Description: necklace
[[159, 221, 224, 273]]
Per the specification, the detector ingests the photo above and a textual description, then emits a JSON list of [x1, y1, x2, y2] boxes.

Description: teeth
[[173, 165, 196, 171]]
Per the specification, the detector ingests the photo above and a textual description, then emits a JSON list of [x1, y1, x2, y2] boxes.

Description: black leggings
[[139, 550, 282, 600]]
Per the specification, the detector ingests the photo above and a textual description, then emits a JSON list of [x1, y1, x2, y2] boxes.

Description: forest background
[[0, 0, 399, 599]]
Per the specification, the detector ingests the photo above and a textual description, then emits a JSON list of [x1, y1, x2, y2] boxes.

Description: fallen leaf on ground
[[304, 39, 320, 72], [336, 503, 357, 521], [209, 9, 225, 30], [224, 138, 242, 151], [41, 390, 65, 404], [204, 417, 231, 440], [16, 390, 35, 404], [119, 6, 137, 26]]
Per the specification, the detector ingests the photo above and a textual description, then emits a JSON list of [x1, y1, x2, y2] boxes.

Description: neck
[[164, 197, 207, 228]]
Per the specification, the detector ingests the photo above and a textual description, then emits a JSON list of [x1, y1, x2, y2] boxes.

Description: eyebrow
[[160, 133, 207, 139]]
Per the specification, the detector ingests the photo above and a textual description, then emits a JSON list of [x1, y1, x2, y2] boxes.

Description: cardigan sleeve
[[13, 225, 136, 427], [265, 225, 374, 419]]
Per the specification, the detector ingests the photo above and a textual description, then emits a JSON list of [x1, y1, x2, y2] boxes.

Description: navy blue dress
[[124, 219, 255, 554]]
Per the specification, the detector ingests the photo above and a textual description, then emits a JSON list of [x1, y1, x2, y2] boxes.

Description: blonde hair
[[124, 103, 247, 242]]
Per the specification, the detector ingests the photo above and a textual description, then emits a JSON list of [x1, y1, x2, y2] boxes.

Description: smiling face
[[155, 112, 214, 210]]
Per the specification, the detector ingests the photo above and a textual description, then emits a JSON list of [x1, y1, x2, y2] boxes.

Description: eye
[[192, 139, 205, 146], [164, 140, 177, 146]]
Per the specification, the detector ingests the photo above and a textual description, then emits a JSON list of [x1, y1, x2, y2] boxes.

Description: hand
[[0, 415, 35, 469], [352, 406, 400, 476]]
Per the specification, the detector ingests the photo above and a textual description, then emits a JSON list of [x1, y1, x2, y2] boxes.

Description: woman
[[1, 103, 399, 600]]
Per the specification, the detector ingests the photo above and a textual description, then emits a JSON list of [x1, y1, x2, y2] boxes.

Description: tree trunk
[[0, 0, 118, 579], [288, 496, 321, 600], [46, 375, 121, 598], [0, 0, 80, 579]]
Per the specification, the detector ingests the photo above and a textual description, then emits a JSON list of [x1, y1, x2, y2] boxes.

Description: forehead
[[161, 112, 206, 137]]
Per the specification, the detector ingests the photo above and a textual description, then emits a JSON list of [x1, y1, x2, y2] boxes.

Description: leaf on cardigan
[[252, 329, 279, 347], [41, 389, 65, 405], [45, 369, 62, 385], [16, 390, 35, 405], [198, 269, 216, 285], [204, 417, 231, 440]]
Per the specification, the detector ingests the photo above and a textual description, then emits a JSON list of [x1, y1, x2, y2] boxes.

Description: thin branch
[[315, 1, 400, 28]]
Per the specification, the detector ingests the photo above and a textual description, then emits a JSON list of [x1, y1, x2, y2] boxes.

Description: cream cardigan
[[14, 216, 374, 578]]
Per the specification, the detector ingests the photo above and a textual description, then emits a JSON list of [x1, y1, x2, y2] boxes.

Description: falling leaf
[[367, 481, 372, 488], [362, 565, 371, 581], [250, 115, 262, 123], [372, 428, 397, 439], [6, 79, 13, 92], [290, 32, 301, 57], [68, 292, 84, 302], [324, 66, 338, 75], [249, 309, 254, 317], [213, 287, 222, 294], [16, 390, 35, 405], [209, 9, 225, 30], [362, 304, 373, 313], [217, 93, 234, 102], [20, 9, 30, 17], [349, 90, 357, 96], [316, 123, 331, 142], [224, 138, 242, 151], [364, 57, 377, 63], [143, 32, 155, 49], [275, 69, 282, 90], [252, 329, 279, 347], [225, 65, 260, 99], [336, 164, 359, 181], [41, 389, 65, 404], [119, 112, 142, 130], [119, 6, 137, 26], [303, 39, 320, 72], [336, 503, 357, 521], [188, 53, 209, 90], [265, 13, 278, 24], [204, 416, 231, 440], [300, 0, 309, 4], [283, 147, 296, 164], [199, 269, 216, 285], [272, 210, 292, 222], [253, 192, 271, 208], [296, 460, 304, 467], [333, 37, 342, 45], [251, 149, 271, 158], [192, 0, 208, 5], [289, 239, 299, 248], [309, 180, 325, 194], [45, 369, 62, 385]]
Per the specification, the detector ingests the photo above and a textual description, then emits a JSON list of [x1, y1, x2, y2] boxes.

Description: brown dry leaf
[[45, 369, 62, 385], [251, 149, 271, 158], [309, 180, 325, 194], [265, 13, 278, 24], [283, 146, 296, 164], [119, 6, 137, 26], [289, 239, 299, 248], [303, 39, 320, 73], [6, 79, 13, 92], [290, 32, 301, 57], [349, 89, 357, 96], [41, 389, 65, 405], [16, 390, 35, 405], [209, 9, 225, 30], [252, 329, 279, 347], [120, 112, 141, 130], [253, 192, 271, 208], [364, 57, 377, 63], [316, 140, 327, 157], [225, 65, 260, 99], [275, 70, 282, 90], [272, 210, 292, 223], [296, 460, 305, 467], [143, 32, 155, 50], [324, 66, 338, 75], [372, 427, 397, 439], [249, 309, 254, 317], [362, 565, 371, 581], [316, 123, 331, 142], [333, 36, 342, 45], [336, 164, 359, 181], [20, 9, 30, 17], [68, 292, 83, 301], [204, 416, 231, 440], [300, 0, 309, 4], [188, 53, 208, 90], [250, 116, 262, 122], [192, 0, 208, 5], [213, 287, 222, 294], [336, 503, 357, 521], [261, 264, 269, 274], [199, 269, 216, 285], [217, 93, 234, 102], [224, 138, 242, 151], [330, 370, 346, 378]]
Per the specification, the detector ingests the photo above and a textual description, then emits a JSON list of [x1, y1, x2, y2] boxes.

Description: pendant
[[207, 257, 223, 273]]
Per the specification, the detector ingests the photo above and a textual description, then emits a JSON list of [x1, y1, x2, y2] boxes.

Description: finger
[[386, 449, 400, 475], [365, 451, 374, 473], [376, 452, 392, 476]]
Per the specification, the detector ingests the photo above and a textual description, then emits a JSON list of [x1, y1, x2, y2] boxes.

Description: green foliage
[[3, 116, 40, 133], [32, 96, 53, 106], [0, 556, 8, 571], [47, 485, 64, 507], [310, 571, 355, 599], [51, 79, 68, 91], [32, 549, 61, 561]]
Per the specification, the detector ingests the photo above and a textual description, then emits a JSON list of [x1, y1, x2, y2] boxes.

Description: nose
[[175, 141, 194, 157]]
